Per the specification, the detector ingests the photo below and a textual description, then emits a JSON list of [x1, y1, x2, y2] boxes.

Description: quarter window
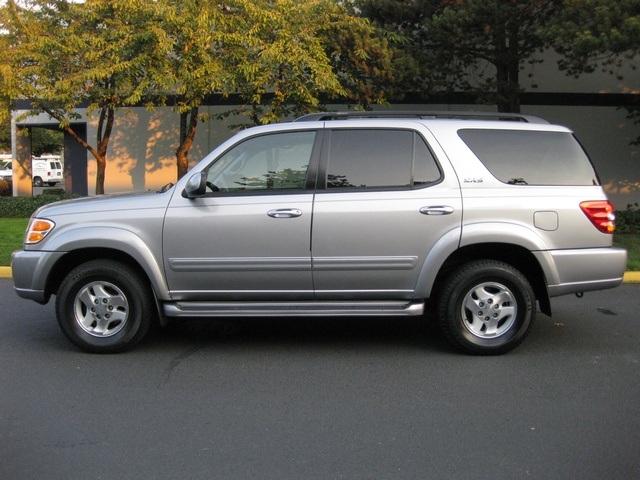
[[326, 129, 441, 189], [458, 129, 599, 186]]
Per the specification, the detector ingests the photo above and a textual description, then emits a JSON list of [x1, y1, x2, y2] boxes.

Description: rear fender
[[414, 227, 462, 298]]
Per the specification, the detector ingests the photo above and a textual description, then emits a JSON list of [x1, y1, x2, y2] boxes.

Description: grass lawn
[[0, 217, 638, 271], [0, 218, 28, 266], [613, 234, 640, 271]]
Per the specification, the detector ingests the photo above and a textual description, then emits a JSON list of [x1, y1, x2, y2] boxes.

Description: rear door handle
[[420, 206, 454, 216], [267, 208, 303, 218]]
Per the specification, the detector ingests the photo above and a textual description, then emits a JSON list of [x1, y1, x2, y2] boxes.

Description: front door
[[164, 130, 320, 301]]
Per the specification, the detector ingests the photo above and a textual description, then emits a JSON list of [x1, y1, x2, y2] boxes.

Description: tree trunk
[[41, 104, 110, 195], [176, 106, 199, 180], [495, 23, 522, 114], [94, 105, 115, 195], [495, 64, 521, 113]]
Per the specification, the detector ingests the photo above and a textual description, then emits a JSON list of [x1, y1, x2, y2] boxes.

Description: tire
[[55, 260, 154, 353], [33, 177, 43, 187], [437, 260, 535, 355], [47, 182, 57, 186]]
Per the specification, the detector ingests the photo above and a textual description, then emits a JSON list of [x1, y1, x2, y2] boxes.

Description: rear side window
[[458, 129, 599, 186], [326, 129, 441, 189]]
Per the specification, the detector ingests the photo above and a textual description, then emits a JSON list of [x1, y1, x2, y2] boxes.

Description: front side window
[[326, 129, 441, 189], [206, 131, 316, 193]]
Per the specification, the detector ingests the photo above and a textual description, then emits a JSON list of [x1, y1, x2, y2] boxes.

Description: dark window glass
[[326, 129, 440, 189], [413, 135, 441, 186], [458, 129, 599, 186]]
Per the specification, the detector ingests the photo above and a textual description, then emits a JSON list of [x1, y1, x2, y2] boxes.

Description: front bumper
[[12, 250, 66, 304]]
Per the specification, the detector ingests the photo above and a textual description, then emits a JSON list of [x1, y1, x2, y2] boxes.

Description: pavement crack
[[160, 343, 206, 387]]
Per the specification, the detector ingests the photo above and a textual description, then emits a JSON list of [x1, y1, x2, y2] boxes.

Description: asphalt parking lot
[[1, 279, 639, 480]]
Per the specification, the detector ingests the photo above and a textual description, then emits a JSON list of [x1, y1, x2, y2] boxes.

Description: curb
[[623, 271, 640, 283], [0, 266, 11, 279], [1, 266, 639, 282]]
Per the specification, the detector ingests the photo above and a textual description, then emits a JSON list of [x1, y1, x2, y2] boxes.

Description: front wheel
[[56, 260, 154, 353], [437, 260, 536, 355]]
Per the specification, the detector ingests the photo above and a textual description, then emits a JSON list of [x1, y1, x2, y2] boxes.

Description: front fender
[[41, 226, 171, 301]]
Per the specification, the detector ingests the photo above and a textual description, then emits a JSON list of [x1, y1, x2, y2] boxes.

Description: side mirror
[[182, 172, 207, 198]]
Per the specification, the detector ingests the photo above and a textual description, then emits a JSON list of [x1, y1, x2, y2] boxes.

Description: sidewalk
[[1, 266, 639, 282]]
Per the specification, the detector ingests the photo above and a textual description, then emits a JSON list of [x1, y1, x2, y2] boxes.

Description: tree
[[543, 0, 640, 143], [154, 0, 234, 179], [0, 119, 9, 153], [1, 0, 171, 194], [219, 0, 390, 127], [545, 0, 640, 77], [2, 0, 395, 189], [162, 0, 395, 178], [357, 0, 563, 113], [31, 127, 63, 157]]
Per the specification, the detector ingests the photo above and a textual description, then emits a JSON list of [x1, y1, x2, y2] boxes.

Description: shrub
[[616, 203, 640, 234], [0, 179, 11, 197], [42, 187, 66, 195], [0, 193, 82, 218]]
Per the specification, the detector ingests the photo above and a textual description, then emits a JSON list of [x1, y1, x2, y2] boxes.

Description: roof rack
[[293, 110, 549, 124]]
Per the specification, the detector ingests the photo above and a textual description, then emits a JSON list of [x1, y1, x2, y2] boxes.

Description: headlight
[[25, 219, 55, 244]]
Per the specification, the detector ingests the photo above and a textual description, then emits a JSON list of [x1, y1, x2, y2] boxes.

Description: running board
[[164, 300, 424, 318]]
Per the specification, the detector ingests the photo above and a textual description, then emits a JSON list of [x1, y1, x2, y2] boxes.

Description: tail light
[[580, 201, 616, 234]]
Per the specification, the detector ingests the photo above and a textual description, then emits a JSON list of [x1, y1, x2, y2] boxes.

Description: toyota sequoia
[[12, 111, 628, 354]]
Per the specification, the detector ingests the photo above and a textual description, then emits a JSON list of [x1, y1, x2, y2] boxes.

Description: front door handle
[[420, 205, 454, 216], [267, 208, 303, 218]]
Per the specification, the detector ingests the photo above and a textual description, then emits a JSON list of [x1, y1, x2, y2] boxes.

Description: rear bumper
[[534, 247, 627, 297]]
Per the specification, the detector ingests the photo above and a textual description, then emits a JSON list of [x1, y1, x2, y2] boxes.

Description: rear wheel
[[438, 260, 535, 355], [33, 177, 43, 187], [56, 260, 154, 353]]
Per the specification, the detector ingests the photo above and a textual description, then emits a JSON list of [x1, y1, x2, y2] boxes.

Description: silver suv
[[12, 111, 628, 354]]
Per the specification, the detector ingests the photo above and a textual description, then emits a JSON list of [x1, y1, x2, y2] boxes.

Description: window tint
[[207, 131, 315, 192], [458, 129, 599, 186], [326, 129, 441, 189], [413, 134, 441, 187]]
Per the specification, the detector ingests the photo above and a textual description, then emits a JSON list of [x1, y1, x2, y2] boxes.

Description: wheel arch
[[40, 226, 169, 304], [45, 248, 159, 301], [427, 243, 551, 316]]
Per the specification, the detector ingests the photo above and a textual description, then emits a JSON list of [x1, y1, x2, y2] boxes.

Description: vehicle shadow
[[145, 314, 453, 354]]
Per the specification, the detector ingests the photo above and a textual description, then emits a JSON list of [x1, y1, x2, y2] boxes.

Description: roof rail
[[293, 110, 549, 124]]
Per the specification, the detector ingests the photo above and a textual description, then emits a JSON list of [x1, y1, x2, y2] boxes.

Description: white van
[[32, 156, 63, 187], [0, 155, 12, 180]]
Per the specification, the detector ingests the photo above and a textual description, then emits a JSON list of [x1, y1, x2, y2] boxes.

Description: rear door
[[50, 161, 63, 182], [311, 122, 462, 299]]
